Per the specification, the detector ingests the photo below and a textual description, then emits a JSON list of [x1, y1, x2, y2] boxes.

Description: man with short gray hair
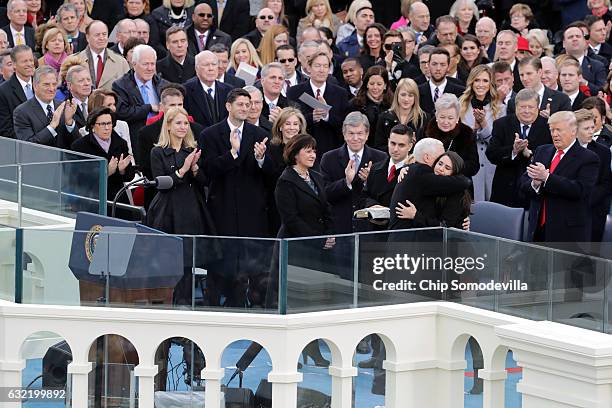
[[475, 17, 497, 60], [1, 0, 35, 48], [260, 62, 287, 122], [244, 85, 272, 132], [65, 65, 93, 129], [0, 50, 13, 83], [388, 137, 470, 230], [111, 19, 137, 56], [320, 111, 386, 234], [56, 3, 87, 53]]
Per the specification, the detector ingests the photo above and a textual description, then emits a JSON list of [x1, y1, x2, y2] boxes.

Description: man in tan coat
[[78, 20, 129, 91]]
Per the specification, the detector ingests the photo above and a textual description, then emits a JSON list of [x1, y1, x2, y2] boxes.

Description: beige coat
[[78, 47, 130, 91]]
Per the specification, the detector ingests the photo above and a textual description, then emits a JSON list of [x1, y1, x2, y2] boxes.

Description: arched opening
[[296, 339, 333, 407], [20, 331, 72, 400], [87, 334, 139, 408], [505, 350, 522, 407], [352, 334, 386, 408], [464, 336, 484, 407], [221, 339, 272, 406]]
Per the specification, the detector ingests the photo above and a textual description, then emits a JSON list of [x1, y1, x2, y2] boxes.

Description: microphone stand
[[111, 177, 148, 218]]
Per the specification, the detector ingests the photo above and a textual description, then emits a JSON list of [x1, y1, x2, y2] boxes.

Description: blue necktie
[[140, 84, 155, 119], [353, 153, 360, 169], [46, 105, 53, 124], [24, 83, 33, 99], [235, 128, 241, 154], [207, 87, 214, 98]]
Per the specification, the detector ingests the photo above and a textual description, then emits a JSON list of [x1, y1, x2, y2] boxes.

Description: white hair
[[548, 111, 577, 130], [195, 50, 218, 65], [413, 138, 444, 162], [131, 44, 156, 65], [476, 16, 496, 32], [434, 93, 460, 116]]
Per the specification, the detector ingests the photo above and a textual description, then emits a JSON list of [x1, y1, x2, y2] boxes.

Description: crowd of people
[[0, 0, 610, 248]]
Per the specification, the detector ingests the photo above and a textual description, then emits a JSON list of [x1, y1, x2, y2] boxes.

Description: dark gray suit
[[13, 98, 80, 149]]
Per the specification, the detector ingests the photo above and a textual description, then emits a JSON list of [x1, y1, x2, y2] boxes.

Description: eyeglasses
[[278, 57, 295, 63], [258, 15, 275, 20], [197, 13, 213, 18], [383, 42, 402, 51], [95, 121, 113, 127]]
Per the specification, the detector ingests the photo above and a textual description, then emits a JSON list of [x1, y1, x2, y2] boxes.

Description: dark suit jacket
[[0, 74, 28, 139], [242, 29, 263, 49], [258, 117, 273, 133], [512, 62, 523, 93], [587, 140, 612, 242], [70, 32, 88, 53], [320, 144, 387, 234], [581, 55, 607, 95], [209, 0, 251, 41], [13, 98, 80, 149], [486, 115, 552, 208], [589, 43, 612, 66], [186, 26, 233, 56], [200, 120, 275, 237], [260, 93, 288, 120], [388, 162, 471, 230], [275, 167, 333, 238], [1, 25, 35, 48], [112, 71, 169, 156], [485, 43, 496, 61], [156, 54, 196, 84], [70, 132, 135, 200], [507, 86, 572, 114], [571, 91, 588, 111], [362, 157, 403, 208], [222, 72, 246, 88], [89, 0, 122, 30], [286, 80, 349, 156], [418, 79, 465, 114], [520, 142, 600, 242], [184, 78, 232, 128]]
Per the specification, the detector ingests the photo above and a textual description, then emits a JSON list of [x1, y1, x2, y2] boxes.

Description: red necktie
[[96, 55, 104, 87], [316, 88, 321, 99], [539, 149, 564, 227], [199, 34, 206, 51], [387, 164, 396, 182]]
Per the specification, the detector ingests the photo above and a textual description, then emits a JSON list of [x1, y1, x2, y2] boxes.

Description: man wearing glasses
[[275, 44, 303, 95], [243, 7, 276, 49], [187, 2, 231, 56]]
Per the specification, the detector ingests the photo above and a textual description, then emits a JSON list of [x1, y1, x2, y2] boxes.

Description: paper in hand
[[235, 62, 258, 86], [298, 92, 332, 112]]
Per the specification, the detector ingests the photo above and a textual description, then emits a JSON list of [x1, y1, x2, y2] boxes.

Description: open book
[[353, 207, 390, 220]]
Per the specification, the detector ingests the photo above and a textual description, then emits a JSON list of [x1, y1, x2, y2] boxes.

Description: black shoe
[[356, 339, 371, 354], [357, 358, 378, 369]]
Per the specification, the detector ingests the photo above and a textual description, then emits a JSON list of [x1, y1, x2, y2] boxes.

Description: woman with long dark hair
[[457, 34, 488, 83], [359, 23, 387, 71]]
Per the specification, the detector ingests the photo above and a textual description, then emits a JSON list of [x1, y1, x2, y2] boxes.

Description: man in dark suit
[[56, 3, 87, 53], [2, 0, 35, 48], [208, 0, 251, 41], [243, 7, 275, 49], [287, 51, 349, 157], [88, 0, 122, 31], [586, 16, 612, 66], [187, 2, 232, 56], [407, 1, 435, 44], [184, 50, 233, 128], [65, 65, 92, 130], [259, 62, 289, 123], [563, 26, 607, 95], [418, 48, 465, 115], [244, 85, 272, 133], [0, 45, 34, 139], [487, 89, 553, 208], [275, 45, 305, 96], [514, 56, 572, 115], [156, 27, 196, 84], [210, 44, 246, 88], [340, 57, 363, 97], [112, 44, 169, 158], [575, 109, 612, 242], [110, 19, 137, 56], [14, 66, 79, 149], [521, 111, 600, 243], [493, 61, 517, 114], [495, 30, 523, 93], [0, 50, 13, 84], [388, 137, 470, 230], [582, 97, 612, 149], [320, 112, 386, 234], [424, 15, 463, 48], [558, 58, 588, 111]]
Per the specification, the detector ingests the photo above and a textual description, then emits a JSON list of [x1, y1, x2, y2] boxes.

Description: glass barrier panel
[[87, 361, 139, 407], [0, 165, 18, 225], [0, 138, 18, 165], [0, 226, 16, 301], [0, 136, 102, 165], [285, 233, 355, 313]]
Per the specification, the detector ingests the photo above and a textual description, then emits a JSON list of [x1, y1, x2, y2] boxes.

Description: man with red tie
[[521, 111, 600, 243]]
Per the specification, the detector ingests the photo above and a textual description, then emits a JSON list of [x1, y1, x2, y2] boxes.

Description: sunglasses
[[258, 15, 275, 20], [278, 57, 295, 63], [383, 42, 402, 51], [197, 13, 213, 18]]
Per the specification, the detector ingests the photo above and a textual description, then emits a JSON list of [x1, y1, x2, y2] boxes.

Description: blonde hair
[[258, 25, 289, 65], [300, 0, 335, 30], [390, 78, 426, 129], [458, 65, 502, 119], [271, 107, 307, 145], [574, 108, 595, 125], [229, 38, 262, 71], [42, 27, 70, 54], [346, 0, 372, 24], [59, 54, 87, 82], [157, 107, 197, 149], [509, 3, 534, 22], [526, 29, 553, 57], [162, 0, 195, 8], [124, 0, 150, 14]]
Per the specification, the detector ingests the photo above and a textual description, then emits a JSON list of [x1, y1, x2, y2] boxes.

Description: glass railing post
[[16, 164, 22, 227], [353, 234, 359, 308], [547, 249, 555, 321], [279, 239, 288, 314], [98, 159, 107, 216], [494, 239, 500, 313], [14, 228, 23, 303]]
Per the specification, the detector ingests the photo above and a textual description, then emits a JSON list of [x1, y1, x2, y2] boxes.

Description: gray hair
[[342, 111, 370, 133], [497, 30, 517, 44], [117, 19, 136, 33], [450, 0, 479, 21], [56, 3, 80, 20], [515, 88, 540, 106], [434, 93, 460, 116], [0, 30, 7, 42], [417, 44, 435, 58], [476, 16, 496, 31], [549, 111, 577, 130], [261, 62, 284, 79], [209, 43, 229, 55], [195, 50, 217, 65], [413, 138, 444, 162], [299, 40, 320, 55], [409, 1, 428, 16], [131, 44, 156, 64], [65, 65, 89, 84], [133, 18, 149, 30], [540, 56, 557, 72], [7, 0, 26, 13], [33, 65, 57, 84], [243, 85, 262, 100]]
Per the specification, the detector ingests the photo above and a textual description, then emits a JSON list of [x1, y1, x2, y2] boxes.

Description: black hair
[[226, 88, 251, 104], [283, 134, 317, 165], [87, 107, 116, 133]]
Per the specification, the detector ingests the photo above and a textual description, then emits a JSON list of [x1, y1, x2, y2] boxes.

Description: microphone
[[111, 176, 174, 217], [226, 342, 263, 387]]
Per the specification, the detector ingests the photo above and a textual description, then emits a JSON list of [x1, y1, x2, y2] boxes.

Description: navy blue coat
[[587, 141, 612, 242], [183, 78, 233, 128]]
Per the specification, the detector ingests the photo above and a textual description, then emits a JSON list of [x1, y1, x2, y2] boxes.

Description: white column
[[67, 362, 92, 408], [480, 369, 507, 408], [268, 371, 302, 408], [134, 365, 158, 408], [201, 368, 224, 408], [0, 360, 25, 408], [328, 365, 357, 408], [437, 359, 468, 408]]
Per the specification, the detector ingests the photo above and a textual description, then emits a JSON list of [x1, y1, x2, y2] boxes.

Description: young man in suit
[[184, 50, 233, 128], [209, 0, 251, 41], [210, 44, 245, 88], [487, 89, 553, 208], [287, 51, 349, 157], [521, 111, 600, 243], [495, 30, 523, 93], [259, 62, 289, 124], [558, 58, 588, 112], [156, 27, 196, 84], [563, 26, 607, 95], [582, 97, 612, 149], [516, 56, 572, 116], [320, 112, 386, 234], [417, 47, 465, 115], [13, 66, 79, 149], [586, 16, 612, 66], [0, 45, 34, 139], [1, 0, 35, 48], [187, 2, 232, 56]]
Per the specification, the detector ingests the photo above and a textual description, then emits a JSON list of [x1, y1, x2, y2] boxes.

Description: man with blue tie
[[112, 44, 169, 160], [0, 45, 34, 139], [13, 66, 79, 149], [259, 62, 288, 124]]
